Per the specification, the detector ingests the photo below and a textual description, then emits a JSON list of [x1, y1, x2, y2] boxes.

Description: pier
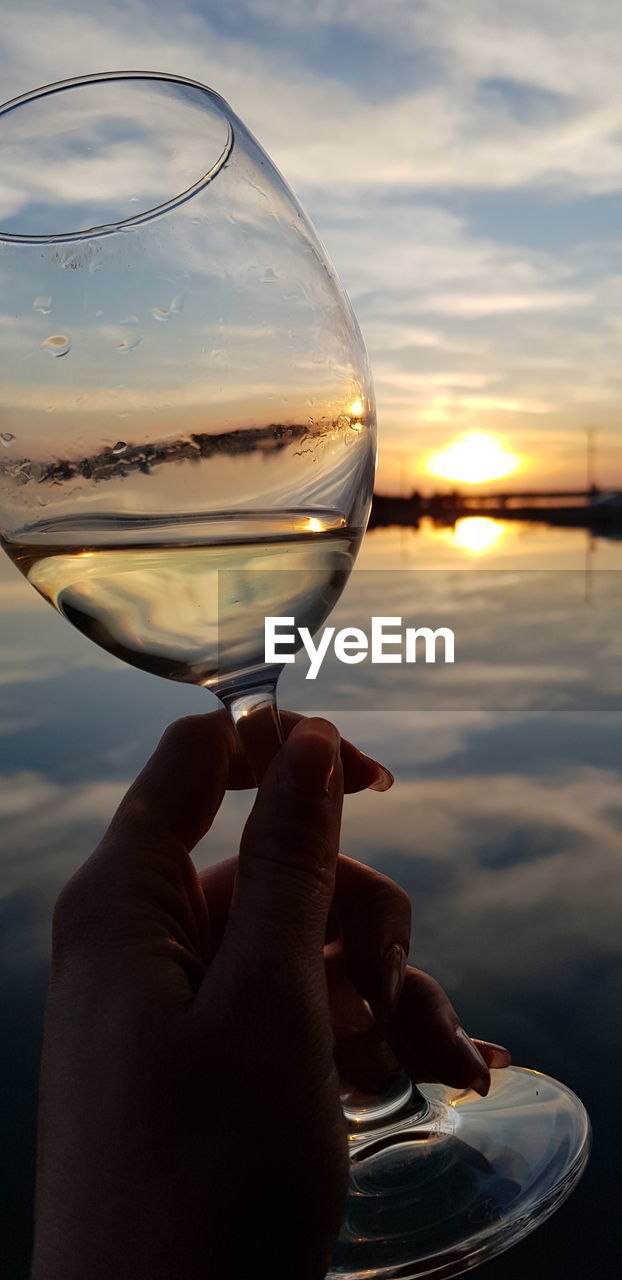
[[369, 488, 622, 533]]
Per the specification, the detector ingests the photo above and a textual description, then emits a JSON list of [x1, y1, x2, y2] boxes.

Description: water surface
[[1, 518, 620, 1278]]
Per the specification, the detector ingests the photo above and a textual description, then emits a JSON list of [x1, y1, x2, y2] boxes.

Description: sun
[[425, 432, 522, 485]]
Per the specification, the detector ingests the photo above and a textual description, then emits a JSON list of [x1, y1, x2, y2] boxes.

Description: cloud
[[216, 1, 622, 196], [0, 0, 621, 200], [417, 291, 592, 317], [2, 1, 622, 479], [416, 1, 622, 102], [338, 759, 622, 994], [0, 769, 124, 882], [415, 394, 553, 418]]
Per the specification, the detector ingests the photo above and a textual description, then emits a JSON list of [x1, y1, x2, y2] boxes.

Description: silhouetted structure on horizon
[[369, 488, 622, 535]]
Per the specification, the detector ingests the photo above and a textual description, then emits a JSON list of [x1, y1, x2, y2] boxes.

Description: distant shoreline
[[369, 488, 622, 533]]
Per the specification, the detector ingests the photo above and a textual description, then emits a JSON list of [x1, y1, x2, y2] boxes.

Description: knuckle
[[370, 878, 412, 930], [51, 863, 112, 959], [51, 873, 91, 951], [243, 825, 336, 896], [375, 869, 411, 909], [158, 714, 207, 750], [392, 882, 412, 929], [159, 710, 230, 752]]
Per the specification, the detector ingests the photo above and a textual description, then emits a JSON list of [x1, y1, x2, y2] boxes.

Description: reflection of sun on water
[[425, 431, 522, 484], [451, 517, 507, 554]]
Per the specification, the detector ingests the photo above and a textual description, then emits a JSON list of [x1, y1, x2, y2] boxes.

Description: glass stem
[[218, 669, 284, 782]]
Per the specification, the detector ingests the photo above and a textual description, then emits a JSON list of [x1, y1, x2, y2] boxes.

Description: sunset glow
[[451, 517, 508, 554], [425, 432, 522, 485]]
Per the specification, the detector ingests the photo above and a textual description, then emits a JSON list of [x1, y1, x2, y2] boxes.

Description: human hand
[[32, 712, 509, 1280]]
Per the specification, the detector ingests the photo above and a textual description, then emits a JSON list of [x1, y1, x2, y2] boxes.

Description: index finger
[[107, 710, 392, 861]]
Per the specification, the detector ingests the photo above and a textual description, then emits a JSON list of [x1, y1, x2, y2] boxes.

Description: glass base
[[328, 1066, 590, 1279]]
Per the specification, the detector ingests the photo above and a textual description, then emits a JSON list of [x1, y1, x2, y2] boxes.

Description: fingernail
[[474, 1039, 512, 1066], [284, 720, 340, 795], [454, 1028, 490, 1097], [372, 943, 407, 1027], [367, 760, 394, 792]]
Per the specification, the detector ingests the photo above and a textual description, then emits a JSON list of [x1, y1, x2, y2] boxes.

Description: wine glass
[[0, 73, 590, 1279]]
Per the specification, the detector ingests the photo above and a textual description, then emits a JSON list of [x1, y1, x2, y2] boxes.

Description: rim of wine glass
[[0, 70, 235, 245]]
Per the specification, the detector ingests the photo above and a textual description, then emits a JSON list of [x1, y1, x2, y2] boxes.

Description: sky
[[3, 0, 622, 491]]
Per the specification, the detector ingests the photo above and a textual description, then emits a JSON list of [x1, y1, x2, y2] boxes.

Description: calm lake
[[1, 517, 621, 1278]]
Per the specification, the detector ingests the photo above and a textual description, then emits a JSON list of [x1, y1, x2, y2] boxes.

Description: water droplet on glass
[[129, 196, 139, 204], [95, 309, 104, 318], [0, 432, 15, 447], [116, 332, 142, 353], [261, 268, 277, 283], [112, 441, 127, 455], [33, 296, 52, 314], [337, 414, 351, 430], [42, 334, 70, 357], [151, 294, 183, 322], [119, 315, 139, 325]]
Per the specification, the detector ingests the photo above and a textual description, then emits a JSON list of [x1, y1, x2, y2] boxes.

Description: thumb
[[218, 718, 343, 973]]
